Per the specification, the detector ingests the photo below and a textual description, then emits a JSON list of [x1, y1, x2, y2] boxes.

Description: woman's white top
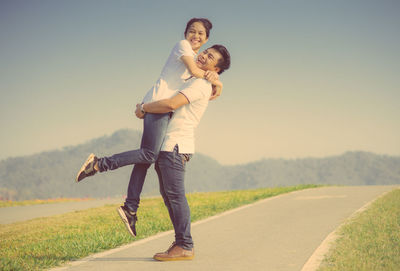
[[142, 40, 196, 103]]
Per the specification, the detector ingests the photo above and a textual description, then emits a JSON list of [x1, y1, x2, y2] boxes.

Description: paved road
[[0, 198, 123, 224], [51, 185, 398, 271]]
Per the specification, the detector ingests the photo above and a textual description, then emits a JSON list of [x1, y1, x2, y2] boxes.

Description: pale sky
[[1, 0, 399, 165]]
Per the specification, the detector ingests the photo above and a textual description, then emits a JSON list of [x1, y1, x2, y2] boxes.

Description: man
[[135, 45, 230, 261]]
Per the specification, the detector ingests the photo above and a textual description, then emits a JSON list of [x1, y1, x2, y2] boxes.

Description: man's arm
[[144, 93, 189, 113], [135, 93, 189, 118]]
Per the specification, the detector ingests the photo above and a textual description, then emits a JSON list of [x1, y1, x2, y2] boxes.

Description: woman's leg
[[122, 113, 171, 212], [97, 113, 171, 172]]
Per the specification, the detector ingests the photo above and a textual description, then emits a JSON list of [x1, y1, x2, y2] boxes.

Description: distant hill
[[1, 129, 399, 200]]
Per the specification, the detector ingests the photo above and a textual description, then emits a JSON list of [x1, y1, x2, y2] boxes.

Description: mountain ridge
[[1, 129, 399, 200]]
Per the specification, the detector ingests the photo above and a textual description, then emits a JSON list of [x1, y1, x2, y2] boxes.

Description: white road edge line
[[300, 186, 399, 271], [50, 188, 313, 270]]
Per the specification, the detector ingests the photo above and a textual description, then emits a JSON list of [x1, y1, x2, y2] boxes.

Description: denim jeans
[[97, 112, 171, 212], [155, 145, 193, 250]]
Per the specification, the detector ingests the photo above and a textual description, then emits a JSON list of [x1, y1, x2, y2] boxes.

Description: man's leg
[[153, 146, 194, 261], [155, 160, 176, 230]]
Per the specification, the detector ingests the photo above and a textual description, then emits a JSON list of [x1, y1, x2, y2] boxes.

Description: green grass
[[0, 198, 95, 208], [318, 188, 400, 271], [0, 184, 318, 271]]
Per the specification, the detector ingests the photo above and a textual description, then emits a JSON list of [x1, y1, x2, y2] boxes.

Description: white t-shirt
[[142, 40, 196, 103], [161, 77, 212, 154]]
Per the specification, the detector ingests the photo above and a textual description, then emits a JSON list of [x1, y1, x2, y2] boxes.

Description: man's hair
[[184, 18, 213, 38], [210, 45, 231, 74]]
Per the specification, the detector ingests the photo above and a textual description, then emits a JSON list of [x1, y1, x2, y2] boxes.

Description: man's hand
[[204, 70, 219, 84], [135, 103, 145, 119]]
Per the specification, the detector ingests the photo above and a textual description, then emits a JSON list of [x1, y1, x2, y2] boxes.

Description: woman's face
[[185, 22, 208, 53]]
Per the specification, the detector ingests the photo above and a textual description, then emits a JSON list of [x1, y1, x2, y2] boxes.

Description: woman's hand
[[210, 88, 221, 101], [209, 81, 223, 101], [135, 103, 145, 119], [204, 70, 219, 84]]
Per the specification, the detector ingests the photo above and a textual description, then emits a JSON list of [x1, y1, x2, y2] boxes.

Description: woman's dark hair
[[210, 44, 231, 74], [184, 18, 213, 38]]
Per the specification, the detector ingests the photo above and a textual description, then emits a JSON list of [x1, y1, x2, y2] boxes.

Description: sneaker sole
[[117, 207, 136, 237], [75, 153, 95, 183], [153, 255, 194, 261]]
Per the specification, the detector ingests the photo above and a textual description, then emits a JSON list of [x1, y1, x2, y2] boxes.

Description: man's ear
[[214, 66, 221, 74]]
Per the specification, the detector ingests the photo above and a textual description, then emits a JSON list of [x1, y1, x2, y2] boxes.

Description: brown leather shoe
[[153, 244, 194, 261]]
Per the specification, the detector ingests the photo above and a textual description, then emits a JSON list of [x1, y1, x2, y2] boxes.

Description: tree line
[[1, 129, 399, 200]]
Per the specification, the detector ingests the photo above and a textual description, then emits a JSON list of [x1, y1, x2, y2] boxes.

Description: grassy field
[[0, 184, 318, 271], [318, 188, 400, 271], [0, 198, 95, 208]]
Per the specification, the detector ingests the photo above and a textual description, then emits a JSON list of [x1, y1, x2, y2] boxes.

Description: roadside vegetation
[[319, 188, 400, 271], [0, 198, 95, 208], [0, 184, 318, 271]]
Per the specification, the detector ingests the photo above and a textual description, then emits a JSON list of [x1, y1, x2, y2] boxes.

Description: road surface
[[49, 185, 397, 271]]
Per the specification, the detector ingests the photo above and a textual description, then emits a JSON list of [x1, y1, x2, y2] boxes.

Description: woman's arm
[[181, 55, 206, 78], [181, 55, 223, 100]]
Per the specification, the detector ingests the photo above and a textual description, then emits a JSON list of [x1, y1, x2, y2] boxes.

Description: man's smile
[[196, 55, 205, 65]]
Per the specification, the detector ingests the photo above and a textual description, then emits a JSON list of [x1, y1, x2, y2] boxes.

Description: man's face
[[196, 48, 222, 73]]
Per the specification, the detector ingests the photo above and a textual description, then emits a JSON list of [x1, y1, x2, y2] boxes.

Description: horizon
[[1, 1, 399, 164], [0, 128, 398, 166]]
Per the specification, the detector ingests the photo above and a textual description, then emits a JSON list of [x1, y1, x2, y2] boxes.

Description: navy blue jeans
[[155, 145, 193, 250], [97, 113, 170, 212]]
